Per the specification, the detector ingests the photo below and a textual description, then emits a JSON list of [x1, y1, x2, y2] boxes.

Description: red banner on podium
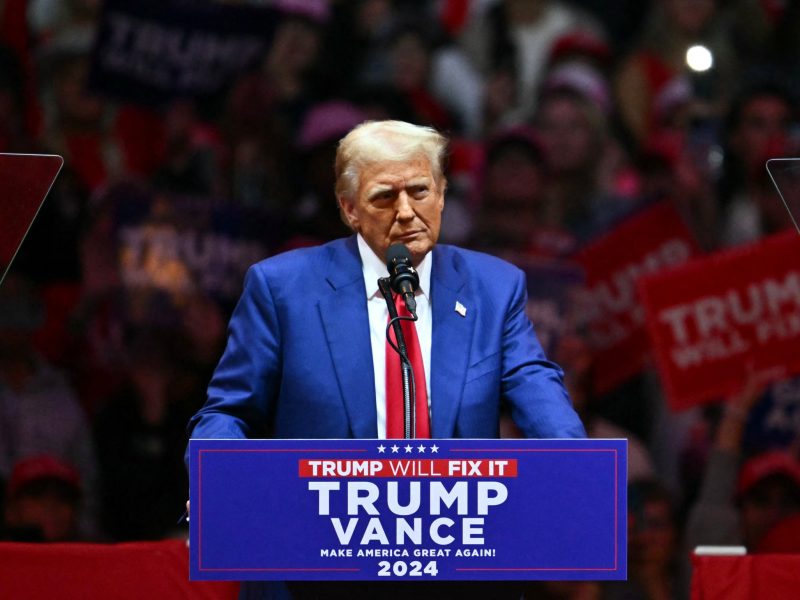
[[574, 202, 700, 395], [639, 230, 800, 411]]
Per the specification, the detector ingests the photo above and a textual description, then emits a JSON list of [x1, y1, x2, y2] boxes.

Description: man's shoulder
[[435, 244, 523, 281], [249, 237, 353, 277]]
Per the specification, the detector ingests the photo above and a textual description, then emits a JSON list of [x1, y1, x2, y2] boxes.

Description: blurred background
[[2, 1, 800, 598]]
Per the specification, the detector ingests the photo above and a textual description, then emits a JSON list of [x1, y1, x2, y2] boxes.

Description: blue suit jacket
[[187, 236, 585, 441]]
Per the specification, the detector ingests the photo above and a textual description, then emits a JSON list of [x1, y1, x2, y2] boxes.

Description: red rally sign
[[574, 202, 700, 395], [638, 230, 800, 411]]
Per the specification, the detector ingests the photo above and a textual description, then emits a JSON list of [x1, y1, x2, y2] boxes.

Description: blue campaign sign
[[189, 438, 626, 581]]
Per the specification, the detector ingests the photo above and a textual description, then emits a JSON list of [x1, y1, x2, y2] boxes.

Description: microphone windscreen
[[385, 243, 412, 269]]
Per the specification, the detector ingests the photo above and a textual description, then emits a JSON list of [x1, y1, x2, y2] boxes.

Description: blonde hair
[[335, 120, 448, 201]]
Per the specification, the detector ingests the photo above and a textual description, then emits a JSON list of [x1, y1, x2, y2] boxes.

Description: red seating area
[[0, 540, 239, 599]]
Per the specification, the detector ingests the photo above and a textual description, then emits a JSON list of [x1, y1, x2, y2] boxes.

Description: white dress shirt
[[357, 234, 432, 439]]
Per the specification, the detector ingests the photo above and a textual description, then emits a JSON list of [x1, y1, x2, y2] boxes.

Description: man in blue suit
[[188, 119, 583, 441], [186, 120, 584, 598]]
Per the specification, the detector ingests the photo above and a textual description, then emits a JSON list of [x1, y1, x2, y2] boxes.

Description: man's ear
[[338, 196, 358, 231]]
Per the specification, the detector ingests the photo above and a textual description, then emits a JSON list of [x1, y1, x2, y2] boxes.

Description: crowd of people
[[1, 1, 800, 598]]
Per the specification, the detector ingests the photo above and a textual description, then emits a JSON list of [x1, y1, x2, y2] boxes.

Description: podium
[[188, 438, 627, 582]]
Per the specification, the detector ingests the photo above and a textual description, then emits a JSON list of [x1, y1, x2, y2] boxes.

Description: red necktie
[[385, 293, 430, 438]]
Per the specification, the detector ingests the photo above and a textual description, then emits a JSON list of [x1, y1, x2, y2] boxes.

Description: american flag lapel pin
[[455, 301, 467, 317]]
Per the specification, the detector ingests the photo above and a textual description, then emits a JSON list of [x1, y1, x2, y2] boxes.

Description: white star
[[391, 445, 399, 453], [377, 445, 386, 453], [430, 445, 439, 454], [417, 444, 426, 453], [404, 444, 413, 453]]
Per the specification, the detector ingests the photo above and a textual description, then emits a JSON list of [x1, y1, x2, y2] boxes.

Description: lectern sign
[[189, 438, 626, 581]]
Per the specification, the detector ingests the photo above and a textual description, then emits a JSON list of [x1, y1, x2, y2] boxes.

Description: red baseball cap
[[8, 455, 82, 497], [548, 31, 611, 66], [737, 451, 800, 499]]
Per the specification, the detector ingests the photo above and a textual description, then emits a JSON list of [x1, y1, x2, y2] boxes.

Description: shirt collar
[[357, 234, 431, 300]]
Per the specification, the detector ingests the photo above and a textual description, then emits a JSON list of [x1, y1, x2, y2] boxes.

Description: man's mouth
[[395, 230, 421, 241]]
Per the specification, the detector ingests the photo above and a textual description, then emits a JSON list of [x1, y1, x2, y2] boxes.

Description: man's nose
[[395, 192, 415, 221]]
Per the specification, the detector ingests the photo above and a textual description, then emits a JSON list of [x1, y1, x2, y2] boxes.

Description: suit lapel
[[318, 237, 378, 438], [430, 246, 475, 438]]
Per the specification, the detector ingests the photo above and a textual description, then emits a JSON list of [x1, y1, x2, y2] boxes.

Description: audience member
[[93, 327, 197, 540], [533, 87, 633, 241], [2, 454, 83, 542], [287, 100, 367, 245], [635, 126, 720, 251], [37, 48, 117, 193], [316, 0, 398, 97], [0, 274, 99, 537], [471, 126, 555, 255], [248, 10, 325, 133], [604, 479, 680, 600], [681, 373, 800, 594], [736, 451, 800, 549], [459, 0, 604, 125], [718, 83, 797, 246], [614, 0, 737, 149], [150, 100, 222, 197]]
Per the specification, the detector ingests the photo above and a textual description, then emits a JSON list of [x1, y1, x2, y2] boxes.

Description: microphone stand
[[378, 277, 416, 439]]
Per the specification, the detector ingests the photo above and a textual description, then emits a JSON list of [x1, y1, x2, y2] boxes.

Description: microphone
[[386, 244, 419, 318]]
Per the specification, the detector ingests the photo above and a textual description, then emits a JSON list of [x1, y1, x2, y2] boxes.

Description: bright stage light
[[686, 45, 713, 72]]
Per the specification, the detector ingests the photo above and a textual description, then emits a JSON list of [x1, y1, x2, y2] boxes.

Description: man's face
[[536, 96, 597, 175], [732, 96, 791, 172], [5, 488, 78, 542], [740, 477, 800, 548], [340, 157, 444, 265]]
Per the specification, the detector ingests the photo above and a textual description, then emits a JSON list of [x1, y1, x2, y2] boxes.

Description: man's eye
[[410, 186, 429, 198]]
